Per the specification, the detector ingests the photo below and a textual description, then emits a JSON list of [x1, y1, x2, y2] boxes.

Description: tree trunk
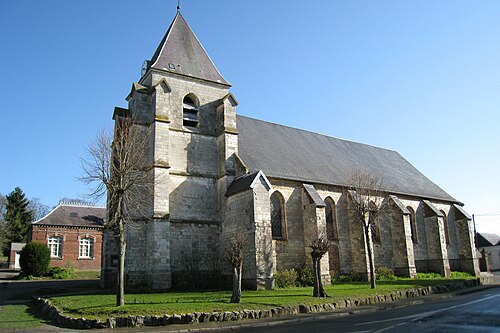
[[312, 258, 319, 297], [312, 256, 328, 297], [316, 257, 328, 297], [117, 218, 126, 306], [365, 225, 376, 289], [230, 264, 242, 303]]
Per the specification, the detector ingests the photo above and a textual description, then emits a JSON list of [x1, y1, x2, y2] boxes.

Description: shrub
[[274, 269, 298, 288], [47, 267, 74, 279], [450, 271, 473, 279], [19, 242, 51, 277], [375, 267, 397, 281], [416, 272, 442, 279], [294, 266, 314, 287], [333, 272, 366, 283]]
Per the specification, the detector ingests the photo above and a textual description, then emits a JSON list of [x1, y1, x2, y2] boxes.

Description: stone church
[[101, 10, 479, 290]]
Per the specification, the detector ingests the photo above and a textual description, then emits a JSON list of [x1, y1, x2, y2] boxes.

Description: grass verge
[[0, 304, 49, 331], [48, 278, 473, 320]]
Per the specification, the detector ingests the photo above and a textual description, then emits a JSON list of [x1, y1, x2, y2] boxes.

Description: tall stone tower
[[101, 10, 239, 290]]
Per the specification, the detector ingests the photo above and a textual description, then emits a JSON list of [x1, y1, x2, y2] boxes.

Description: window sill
[[78, 257, 95, 260]]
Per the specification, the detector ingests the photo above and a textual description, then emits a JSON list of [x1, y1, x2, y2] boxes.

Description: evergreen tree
[[4, 187, 34, 243]]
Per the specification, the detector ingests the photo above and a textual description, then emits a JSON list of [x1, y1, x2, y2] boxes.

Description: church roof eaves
[[149, 12, 230, 87]]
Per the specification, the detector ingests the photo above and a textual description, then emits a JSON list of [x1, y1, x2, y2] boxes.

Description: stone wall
[[270, 180, 307, 271]]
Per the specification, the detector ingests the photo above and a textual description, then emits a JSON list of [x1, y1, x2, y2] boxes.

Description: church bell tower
[[102, 8, 239, 290]]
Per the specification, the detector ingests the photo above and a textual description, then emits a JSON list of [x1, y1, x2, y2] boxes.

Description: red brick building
[[28, 202, 105, 271]]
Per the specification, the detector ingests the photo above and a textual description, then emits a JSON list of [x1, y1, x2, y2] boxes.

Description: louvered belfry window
[[183, 96, 198, 127]]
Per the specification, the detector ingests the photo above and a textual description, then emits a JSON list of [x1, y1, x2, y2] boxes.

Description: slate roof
[[149, 12, 230, 86], [226, 171, 272, 197], [32, 203, 105, 229], [237, 115, 458, 203], [476, 233, 500, 247]]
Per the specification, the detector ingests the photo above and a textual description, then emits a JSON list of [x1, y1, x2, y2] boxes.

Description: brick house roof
[[32, 203, 105, 229]]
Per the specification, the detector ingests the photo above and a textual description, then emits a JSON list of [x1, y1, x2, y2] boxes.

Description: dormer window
[[183, 95, 199, 128]]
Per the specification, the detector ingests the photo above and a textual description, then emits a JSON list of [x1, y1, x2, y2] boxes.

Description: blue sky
[[0, 1, 499, 234]]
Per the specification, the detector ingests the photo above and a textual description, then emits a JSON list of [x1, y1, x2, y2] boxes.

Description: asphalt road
[[218, 286, 500, 333], [0, 271, 100, 305]]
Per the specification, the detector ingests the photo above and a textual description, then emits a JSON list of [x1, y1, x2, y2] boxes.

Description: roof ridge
[[59, 201, 106, 208], [236, 114, 398, 154]]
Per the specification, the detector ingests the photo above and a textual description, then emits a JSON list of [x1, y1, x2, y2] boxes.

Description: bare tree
[[346, 168, 386, 289], [80, 116, 153, 306], [0, 194, 6, 222], [28, 197, 50, 221], [225, 234, 247, 303], [0, 194, 6, 256], [310, 235, 329, 297]]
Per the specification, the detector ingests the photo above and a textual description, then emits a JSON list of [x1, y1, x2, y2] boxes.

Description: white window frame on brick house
[[79, 237, 94, 259], [48, 236, 63, 258]]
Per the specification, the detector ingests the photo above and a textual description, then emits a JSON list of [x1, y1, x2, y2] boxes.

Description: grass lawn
[[71, 270, 100, 280], [48, 278, 473, 320], [0, 304, 50, 331]]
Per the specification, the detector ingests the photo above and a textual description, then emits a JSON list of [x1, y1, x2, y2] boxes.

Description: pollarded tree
[[4, 187, 34, 243], [225, 234, 247, 303], [80, 116, 154, 306], [310, 235, 329, 297], [346, 168, 387, 289]]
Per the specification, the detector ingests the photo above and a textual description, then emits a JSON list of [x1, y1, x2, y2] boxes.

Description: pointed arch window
[[325, 198, 338, 241], [407, 206, 418, 243], [270, 192, 286, 239], [183, 95, 199, 128]]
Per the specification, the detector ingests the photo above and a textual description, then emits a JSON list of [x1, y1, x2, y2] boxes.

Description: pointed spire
[[148, 11, 230, 86]]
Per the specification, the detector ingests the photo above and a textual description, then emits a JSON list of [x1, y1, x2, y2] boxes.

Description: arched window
[[182, 95, 199, 127], [48, 236, 63, 258], [407, 206, 418, 243], [270, 192, 285, 239], [369, 201, 381, 243], [79, 237, 95, 259], [325, 198, 338, 241], [440, 210, 450, 244]]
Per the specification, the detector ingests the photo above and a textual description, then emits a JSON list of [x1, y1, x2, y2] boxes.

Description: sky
[[0, 1, 499, 235]]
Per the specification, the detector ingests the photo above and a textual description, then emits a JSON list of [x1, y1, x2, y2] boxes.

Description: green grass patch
[[0, 304, 49, 330], [48, 279, 471, 320], [71, 270, 100, 280], [17, 269, 100, 281]]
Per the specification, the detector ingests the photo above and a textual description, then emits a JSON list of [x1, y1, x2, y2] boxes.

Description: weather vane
[[177, 0, 181, 12]]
